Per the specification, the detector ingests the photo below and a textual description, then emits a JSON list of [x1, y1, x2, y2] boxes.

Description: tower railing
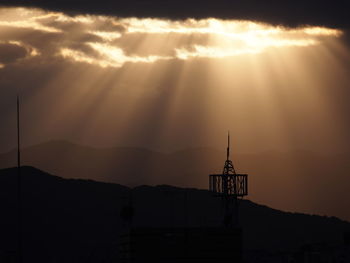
[[209, 173, 248, 197]]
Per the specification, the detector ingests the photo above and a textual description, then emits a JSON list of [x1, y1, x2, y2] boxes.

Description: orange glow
[[0, 6, 350, 221]]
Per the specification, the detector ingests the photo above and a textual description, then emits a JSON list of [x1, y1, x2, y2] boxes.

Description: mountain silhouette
[[0, 140, 350, 221], [0, 166, 349, 262]]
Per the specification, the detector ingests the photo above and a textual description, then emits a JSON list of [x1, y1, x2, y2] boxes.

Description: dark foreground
[[0, 166, 349, 262]]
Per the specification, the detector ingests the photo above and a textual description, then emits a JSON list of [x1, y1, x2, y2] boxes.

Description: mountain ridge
[[1, 140, 350, 222]]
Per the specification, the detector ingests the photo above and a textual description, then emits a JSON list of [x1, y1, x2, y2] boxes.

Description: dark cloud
[[0, 42, 28, 64], [0, 0, 349, 28]]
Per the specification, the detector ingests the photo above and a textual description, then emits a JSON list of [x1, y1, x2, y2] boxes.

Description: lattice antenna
[[223, 131, 236, 175], [209, 133, 248, 227]]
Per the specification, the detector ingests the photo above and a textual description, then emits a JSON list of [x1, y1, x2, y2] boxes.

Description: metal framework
[[209, 173, 247, 197], [208, 133, 248, 227]]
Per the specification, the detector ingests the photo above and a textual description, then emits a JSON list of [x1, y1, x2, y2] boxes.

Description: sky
[[0, 1, 349, 154]]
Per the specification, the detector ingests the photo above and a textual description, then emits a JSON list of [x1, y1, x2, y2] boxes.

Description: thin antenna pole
[[227, 131, 230, 161], [17, 95, 22, 263], [17, 95, 21, 169]]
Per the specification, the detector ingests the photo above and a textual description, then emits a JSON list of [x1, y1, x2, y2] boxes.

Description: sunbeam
[[0, 6, 350, 222]]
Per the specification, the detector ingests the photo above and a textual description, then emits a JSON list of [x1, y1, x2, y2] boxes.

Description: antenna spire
[[17, 95, 22, 263], [17, 95, 20, 169], [223, 131, 235, 175], [227, 131, 230, 160]]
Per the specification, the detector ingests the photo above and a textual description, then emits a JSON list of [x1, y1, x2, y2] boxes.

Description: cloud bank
[[0, 0, 349, 28], [0, 8, 342, 69]]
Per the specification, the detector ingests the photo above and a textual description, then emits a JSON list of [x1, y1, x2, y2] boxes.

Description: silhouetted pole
[[17, 95, 22, 263], [227, 131, 230, 161]]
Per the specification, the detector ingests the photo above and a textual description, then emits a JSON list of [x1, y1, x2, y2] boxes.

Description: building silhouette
[[119, 134, 248, 262]]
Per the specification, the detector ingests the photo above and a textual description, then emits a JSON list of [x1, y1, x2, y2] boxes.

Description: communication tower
[[209, 133, 248, 227]]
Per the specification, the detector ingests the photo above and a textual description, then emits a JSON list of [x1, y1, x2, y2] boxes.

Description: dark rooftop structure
[[119, 227, 242, 263], [119, 134, 248, 262]]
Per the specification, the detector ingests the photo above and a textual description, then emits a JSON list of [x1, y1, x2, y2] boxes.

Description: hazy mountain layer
[[1, 141, 350, 222]]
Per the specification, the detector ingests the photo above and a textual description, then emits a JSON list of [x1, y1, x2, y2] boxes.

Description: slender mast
[[227, 131, 230, 160], [223, 131, 235, 175], [17, 95, 21, 171], [17, 95, 22, 263]]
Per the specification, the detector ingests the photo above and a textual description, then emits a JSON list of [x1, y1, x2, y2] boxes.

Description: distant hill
[[0, 166, 349, 262], [0, 140, 350, 222]]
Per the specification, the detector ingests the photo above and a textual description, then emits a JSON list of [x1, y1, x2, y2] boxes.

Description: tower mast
[[17, 95, 22, 263], [227, 131, 230, 160], [223, 131, 236, 175], [209, 133, 248, 227]]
